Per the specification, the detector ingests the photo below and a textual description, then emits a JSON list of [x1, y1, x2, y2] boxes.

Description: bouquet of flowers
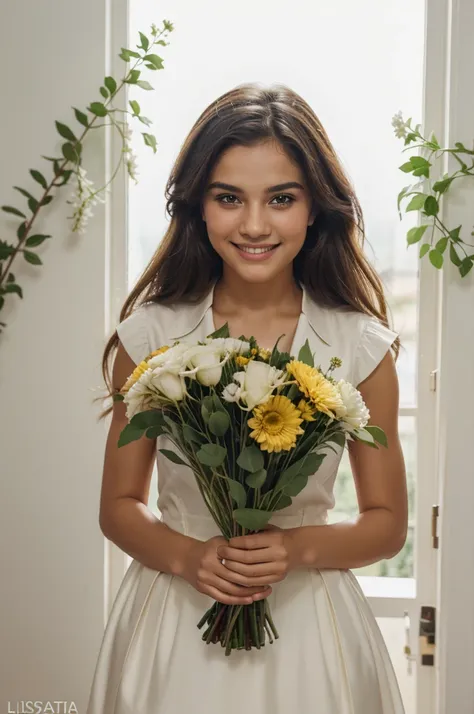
[[115, 323, 387, 656]]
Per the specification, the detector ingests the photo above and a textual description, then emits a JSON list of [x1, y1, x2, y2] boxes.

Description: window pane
[[329, 416, 416, 578]]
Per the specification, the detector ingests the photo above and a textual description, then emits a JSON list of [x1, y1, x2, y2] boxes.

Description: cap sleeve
[[116, 306, 149, 365], [353, 316, 398, 387]]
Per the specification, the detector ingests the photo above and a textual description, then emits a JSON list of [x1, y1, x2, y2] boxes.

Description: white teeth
[[238, 245, 276, 254]]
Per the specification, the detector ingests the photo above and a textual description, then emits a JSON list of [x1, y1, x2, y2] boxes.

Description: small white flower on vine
[[126, 153, 139, 183], [391, 111, 408, 139], [68, 166, 106, 234], [121, 122, 139, 184]]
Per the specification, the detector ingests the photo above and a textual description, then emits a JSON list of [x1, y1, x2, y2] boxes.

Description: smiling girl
[[87, 82, 407, 714]]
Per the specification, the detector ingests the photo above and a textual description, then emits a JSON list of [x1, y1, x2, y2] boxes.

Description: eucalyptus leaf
[[163, 414, 180, 439], [159, 448, 189, 466], [273, 494, 292, 511], [245, 468, 267, 488], [208, 410, 230, 437], [228, 480, 247, 508], [182, 424, 203, 445], [146, 425, 165, 439], [237, 445, 264, 473], [207, 322, 230, 339], [130, 410, 164, 430], [196, 443, 227, 468], [233, 508, 273, 531], [212, 393, 227, 414], [283, 473, 309, 497], [276, 451, 325, 492]]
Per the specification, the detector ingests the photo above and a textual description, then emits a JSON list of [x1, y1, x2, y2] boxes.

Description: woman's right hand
[[181, 535, 272, 605]]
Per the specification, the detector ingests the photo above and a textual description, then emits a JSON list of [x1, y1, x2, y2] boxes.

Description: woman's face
[[201, 140, 315, 284]]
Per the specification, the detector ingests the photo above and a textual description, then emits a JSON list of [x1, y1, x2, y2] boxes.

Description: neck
[[214, 269, 302, 316]]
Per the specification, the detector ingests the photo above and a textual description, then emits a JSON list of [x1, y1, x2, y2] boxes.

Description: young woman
[[87, 82, 407, 714]]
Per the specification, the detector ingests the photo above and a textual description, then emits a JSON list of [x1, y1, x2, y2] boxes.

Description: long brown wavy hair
[[98, 82, 400, 419]]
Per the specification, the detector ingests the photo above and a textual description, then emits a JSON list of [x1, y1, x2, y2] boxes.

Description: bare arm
[[98, 341, 271, 605], [217, 351, 408, 580]]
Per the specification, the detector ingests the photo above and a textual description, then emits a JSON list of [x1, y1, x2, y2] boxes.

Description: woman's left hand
[[216, 526, 296, 588]]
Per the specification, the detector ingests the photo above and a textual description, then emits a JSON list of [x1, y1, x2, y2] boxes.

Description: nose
[[239, 203, 272, 239]]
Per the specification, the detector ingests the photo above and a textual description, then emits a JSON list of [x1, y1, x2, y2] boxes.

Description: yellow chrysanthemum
[[286, 360, 344, 418], [297, 399, 316, 422], [258, 348, 272, 361], [248, 395, 304, 453], [250, 348, 258, 356], [121, 345, 170, 393], [236, 355, 251, 367]]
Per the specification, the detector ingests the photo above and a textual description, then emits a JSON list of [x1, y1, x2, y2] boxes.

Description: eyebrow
[[206, 181, 305, 194]]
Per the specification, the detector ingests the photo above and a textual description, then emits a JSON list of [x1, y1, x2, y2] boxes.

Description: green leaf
[[364, 425, 388, 448], [228, 480, 247, 508], [55, 121, 77, 142], [30, 169, 48, 189], [17, 222, 28, 240], [436, 237, 448, 254], [206, 322, 230, 339], [283, 473, 309, 497], [125, 70, 141, 85], [89, 102, 108, 117], [297, 339, 314, 367], [405, 194, 427, 212], [118, 423, 144, 447], [460, 257, 473, 278], [74, 108, 89, 127], [245, 468, 267, 488], [276, 452, 326, 492], [139, 32, 149, 51], [449, 244, 462, 267], [138, 116, 153, 127], [129, 100, 141, 115], [23, 250, 42, 265], [143, 132, 157, 153], [119, 48, 141, 62], [196, 443, 227, 467], [13, 186, 35, 201], [104, 76, 117, 94], [159, 448, 189, 466], [100, 86, 109, 99], [28, 197, 39, 213], [407, 224, 428, 245], [137, 80, 154, 91], [41, 195, 53, 207], [233, 508, 273, 531], [143, 53, 164, 70], [4, 283, 23, 298], [130, 410, 164, 430], [146, 425, 165, 439], [432, 177, 452, 194], [352, 427, 377, 447], [419, 243, 430, 258], [429, 249, 444, 269], [208, 410, 230, 437], [0, 242, 14, 260], [212, 393, 227, 413], [113, 392, 124, 402], [2, 205, 26, 218], [26, 234, 51, 247], [183, 424, 203, 445], [327, 431, 347, 448], [411, 156, 431, 169], [449, 226, 462, 242], [424, 196, 439, 217], [399, 161, 414, 173], [62, 142, 79, 162], [6, 272, 15, 283], [237, 445, 264, 473], [163, 414, 180, 440], [273, 494, 292, 511], [54, 170, 73, 187]]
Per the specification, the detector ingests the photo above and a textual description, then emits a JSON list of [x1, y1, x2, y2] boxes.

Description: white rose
[[124, 369, 156, 419], [206, 337, 250, 355], [147, 342, 189, 369], [222, 382, 243, 403], [150, 366, 186, 401], [239, 360, 286, 410], [335, 379, 370, 430], [182, 344, 225, 386]]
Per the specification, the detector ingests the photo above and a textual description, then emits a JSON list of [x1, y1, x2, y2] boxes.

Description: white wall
[[0, 1, 112, 709]]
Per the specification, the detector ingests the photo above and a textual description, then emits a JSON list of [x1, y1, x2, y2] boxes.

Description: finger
[[218, 545, 276, 564], [203, 584, 257, 606], [229, 533, 277, 549], [220, 569, 279, 587], [220, 559, 282, 578], [209, 573, 272, 598]]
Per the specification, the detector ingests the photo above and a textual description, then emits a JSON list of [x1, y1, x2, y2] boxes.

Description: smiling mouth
[[231, 243, 280, 254]]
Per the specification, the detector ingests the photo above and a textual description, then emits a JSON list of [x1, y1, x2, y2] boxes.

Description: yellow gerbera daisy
[[248, 395, 304, 453], [121, 345, 170, 393], [297, 399, 316, 421], [286, 360, 344, 418]]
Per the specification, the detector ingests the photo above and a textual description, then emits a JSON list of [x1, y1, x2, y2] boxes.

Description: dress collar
[[168, 280, 332, 347]]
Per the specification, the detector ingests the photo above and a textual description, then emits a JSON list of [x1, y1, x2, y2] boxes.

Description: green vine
[[392, 111, 474, 278], [0, 19, 174, 332]]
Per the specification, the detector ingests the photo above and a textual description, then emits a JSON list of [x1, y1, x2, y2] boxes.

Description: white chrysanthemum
[[391, 110, 408, 140], [147, 342, 190, 370], [228, 361, 287, 411], [334, 379, 370, 430], [204, 337, 250, 355]]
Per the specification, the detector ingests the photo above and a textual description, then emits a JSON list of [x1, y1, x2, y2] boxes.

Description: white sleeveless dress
[[86, 282, 404, 714]]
